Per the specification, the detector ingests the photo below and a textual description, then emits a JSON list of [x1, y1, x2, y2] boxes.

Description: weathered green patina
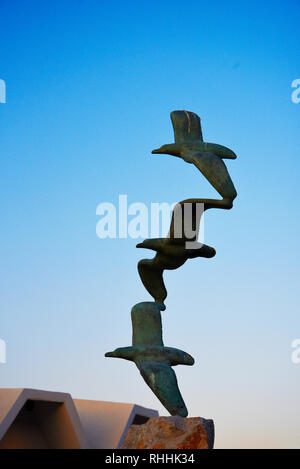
[[106, 302, 193, 417], [106, 110, 237, 416]]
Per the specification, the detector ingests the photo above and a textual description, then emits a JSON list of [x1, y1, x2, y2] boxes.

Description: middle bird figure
[[137, 110, 237, 308]]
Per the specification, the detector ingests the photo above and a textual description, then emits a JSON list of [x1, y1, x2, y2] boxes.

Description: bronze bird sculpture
[[106, 110, 237, 418]]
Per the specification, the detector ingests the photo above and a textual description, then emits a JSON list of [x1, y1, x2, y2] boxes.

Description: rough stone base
[[121, 416, 214, 449]]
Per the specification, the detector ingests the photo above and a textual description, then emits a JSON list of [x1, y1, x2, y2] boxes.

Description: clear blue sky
[[0, 0, 299, 448]]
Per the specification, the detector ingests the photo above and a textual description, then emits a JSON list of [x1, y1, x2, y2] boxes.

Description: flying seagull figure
[[137, 239, 216, 307], [137, 110, 237, 307], [105, 302, 194, 417], [152, 110, 237, 209]]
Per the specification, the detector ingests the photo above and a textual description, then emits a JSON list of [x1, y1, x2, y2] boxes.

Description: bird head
[[105, 347, 135, 362], [152, 143, 183, 157]]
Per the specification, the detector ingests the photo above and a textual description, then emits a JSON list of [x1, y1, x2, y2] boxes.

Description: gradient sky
[[0, 0, 299, 448]]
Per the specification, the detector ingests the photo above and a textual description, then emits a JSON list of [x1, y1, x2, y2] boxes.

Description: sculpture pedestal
[[121, 416, 214, 449]]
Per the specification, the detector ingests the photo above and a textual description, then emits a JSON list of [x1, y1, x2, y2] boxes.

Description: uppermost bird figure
[[152, 110, 237, 209]]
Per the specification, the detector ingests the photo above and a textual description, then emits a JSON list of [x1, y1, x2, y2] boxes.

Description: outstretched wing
[[131, 302, 164, 347], [139, 361, 188, 417], [137, 259, 167, 305], [190, 151, 237, 200], [171, 110, 203, 143]]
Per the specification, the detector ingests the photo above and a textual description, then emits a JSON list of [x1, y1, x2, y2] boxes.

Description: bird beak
[[151, 148, 163, 154], [105, 351, 115, 357]]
